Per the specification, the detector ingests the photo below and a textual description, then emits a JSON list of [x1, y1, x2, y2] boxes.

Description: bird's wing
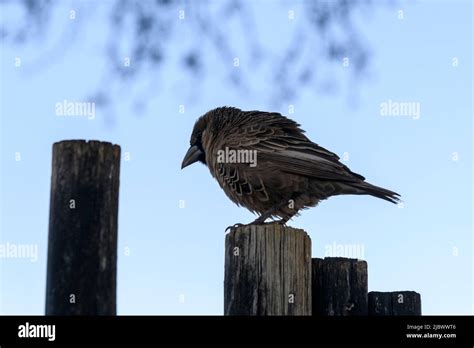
[[225, 111, 365, 183]]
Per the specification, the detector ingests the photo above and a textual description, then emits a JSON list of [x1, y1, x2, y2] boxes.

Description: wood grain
[[312, 257, 368, 316], [224, 223, 312, 315], [45, 140, 120, 315], [368, 291, 422, 315]]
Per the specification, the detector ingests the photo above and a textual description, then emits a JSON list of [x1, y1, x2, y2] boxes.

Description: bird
[[181, 107, 400, 227]]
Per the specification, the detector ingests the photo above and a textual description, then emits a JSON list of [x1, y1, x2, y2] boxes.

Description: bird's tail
[[345, 181, 401, 204]]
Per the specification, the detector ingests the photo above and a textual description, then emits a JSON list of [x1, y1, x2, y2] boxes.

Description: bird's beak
[[181, 145, 203, 169]]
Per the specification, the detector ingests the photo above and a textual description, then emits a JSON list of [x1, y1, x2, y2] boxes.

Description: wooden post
[[312, 257, 368, 316], [368, 291, 421, 315], [224, 224, 312, 315], [45, 140, 121, 315]]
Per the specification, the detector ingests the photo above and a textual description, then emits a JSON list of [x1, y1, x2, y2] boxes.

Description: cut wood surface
[[224, 223, 312, 315], [368, 291, 422, 315], [312, 257, 368, 316], [46, 140, 121, 315]]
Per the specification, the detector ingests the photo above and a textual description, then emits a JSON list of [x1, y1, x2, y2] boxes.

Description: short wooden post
[[368, 291, 421, 315], [224, 224, 312, 315], [312, 257, 368, 316], [45, 140, 121, 315]]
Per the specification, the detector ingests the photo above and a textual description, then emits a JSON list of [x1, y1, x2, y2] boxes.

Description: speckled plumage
[[182, 107, 400, 224]]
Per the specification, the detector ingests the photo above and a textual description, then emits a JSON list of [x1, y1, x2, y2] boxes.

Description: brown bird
[[181, 107, 400, 226]]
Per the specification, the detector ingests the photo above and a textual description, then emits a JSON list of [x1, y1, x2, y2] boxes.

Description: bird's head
[[181, 115, 208, 169]]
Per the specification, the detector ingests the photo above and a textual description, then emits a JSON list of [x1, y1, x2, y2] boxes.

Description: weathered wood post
[[224, 224, 312, 315], [312, 257, 368, 316], [368, 291, 422, 315], [45, 140, 121, 315]]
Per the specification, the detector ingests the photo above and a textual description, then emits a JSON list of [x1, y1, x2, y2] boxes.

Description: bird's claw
[[225, 223, 245, 233], [225, 220, 288, 233]]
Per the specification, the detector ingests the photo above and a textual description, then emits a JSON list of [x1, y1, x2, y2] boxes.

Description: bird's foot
[[225, 220, 270, 233], [251, 215, 290, 226], [250, 216, 271, 225], [274, 219, 288, 227], [225, 223, 245, 233], [225, 217, 289, 233]]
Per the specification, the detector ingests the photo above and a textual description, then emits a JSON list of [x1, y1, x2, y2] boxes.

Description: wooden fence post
[[224, 224, 312, 315], [45, 140, 121, 315], [368, 291, 421, 315], [312, 257, 368, 316]]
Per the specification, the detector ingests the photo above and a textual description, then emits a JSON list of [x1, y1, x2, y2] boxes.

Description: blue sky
[[0, 0, 472, 315]]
